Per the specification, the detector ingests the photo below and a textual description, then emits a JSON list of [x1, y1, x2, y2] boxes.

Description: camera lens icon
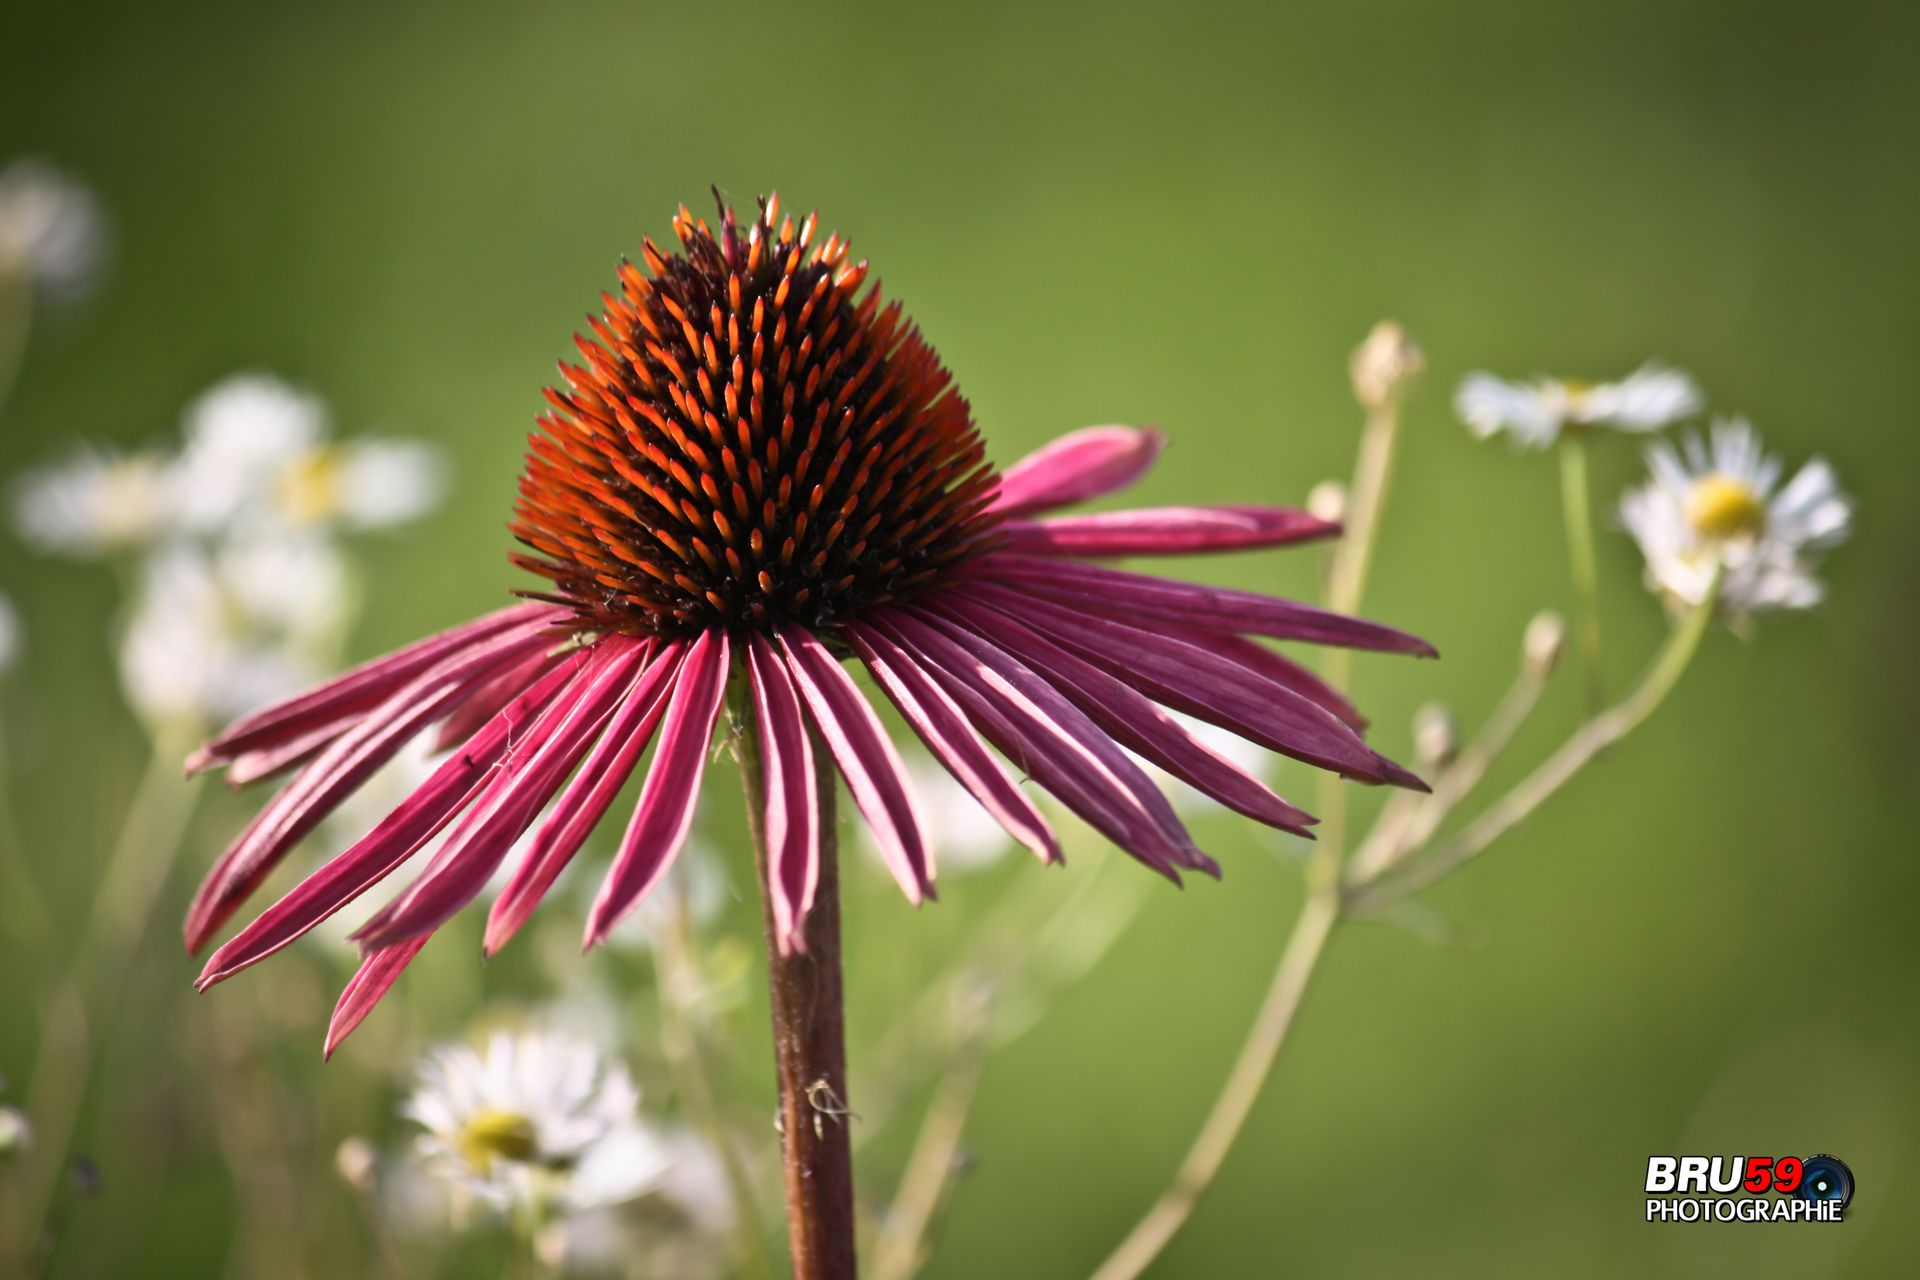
[[1794, 1155, 1853, 1211]]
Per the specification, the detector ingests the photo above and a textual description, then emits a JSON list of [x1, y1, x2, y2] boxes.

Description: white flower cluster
[[1456, 363, 1851, 619], [9, 372, 444, 727]]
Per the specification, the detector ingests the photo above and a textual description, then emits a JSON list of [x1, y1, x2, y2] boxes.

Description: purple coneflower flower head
[[184, 196, 1433, 1051]]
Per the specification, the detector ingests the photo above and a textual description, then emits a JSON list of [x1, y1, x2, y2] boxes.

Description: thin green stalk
[[1349, 569, 1721, 915], [0, 715, 53, 952], [1559, 435, 1606, 712], [1, 730, 201, 1276]]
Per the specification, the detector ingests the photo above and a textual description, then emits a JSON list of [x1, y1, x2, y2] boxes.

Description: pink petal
[[354, 640, 647, 949], [1172, 627, 1367, 731], [775, 625, 932, 904], [583, 630, 730, 946], [184, 621, 563, 953], [997, 505, 1338, 558], [968, 555, 1437, 656], [195, 650, 594, 984], [189, 602, 560, 774], [941, 597, 1315, 834], [965, 583, 1418, 787], [323, 938, 428, 1059], [845, 621, 1059, 865], [988, 426, 1166, 517], [222, 721, 347, 788], [873, 609, 1203, 879], [485, 642, 686, 956], [431, 647, 570, 754], [745, 634, 820, 956]]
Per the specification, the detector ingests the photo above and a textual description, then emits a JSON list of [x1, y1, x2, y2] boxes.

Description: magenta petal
[[486, 642, 685, 956], [1172, 627, 1367, 731], [775, 625, 933, 904], [183, 621, 563, 953], [354, 640, 647, 950], [323, 938, 428, 1059], [846, 621, 1060, 865], [966, 583, 1413, 786], [195, 650, 595, 983], [431, 647, 569, 754], [988, 426, 1166, 517], [191, 602, 561, 774], [941, 597, 1314, 836], [997, 505, 1338, 558], [969, 555, 1437, 656], [222, 721, 347, 788], [873, 608, 1201, 879], [745, 634, 820, 956], [584, 630, 730, 946]]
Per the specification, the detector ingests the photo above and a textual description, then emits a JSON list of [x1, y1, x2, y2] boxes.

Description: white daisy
[[1619, 418, 1851, 616], [0, 158, 107, 305], [1456, 362, 1701, 448], [0, 593, 19, 676], [405, 1030, 671, 1217], [177, 373, 446, 535], [11, 447, 182, 557]]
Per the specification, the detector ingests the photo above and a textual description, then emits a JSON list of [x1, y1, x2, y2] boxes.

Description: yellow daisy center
[[455, 1109, 539, 1172], [278, 447, 344, 524], [1684, 473, 1767, 540]]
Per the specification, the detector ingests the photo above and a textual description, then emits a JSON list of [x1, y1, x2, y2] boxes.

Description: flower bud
[[1306, 480, 1348, 525], [1349, 321, 1425, 411], [1411, 703, 1459, 770], [1523, 611, 1568, 677], [335, 1136, 379, 1193], [0, 1106, 31, 1164]]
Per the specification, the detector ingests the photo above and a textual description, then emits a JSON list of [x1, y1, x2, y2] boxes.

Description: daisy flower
[[185, 195, 1433, 1049], [12, 447, 180, 557], [0, 158, 107, 306], [1619, 418, 1851, 616], [1455, 362, 1701, 448], [405, 1030, 670, 1217]]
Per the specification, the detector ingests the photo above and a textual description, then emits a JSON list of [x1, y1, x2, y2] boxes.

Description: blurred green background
[[3, 0, 1917, 1276]]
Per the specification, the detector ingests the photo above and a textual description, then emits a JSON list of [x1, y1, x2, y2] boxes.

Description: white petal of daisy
[[1454, 373, 1562, 446], [11, 448, 182, 556], [1618, 417, 1851, 618], [0, 593, 20, 677], [1572, 363, 1702, 430], [331, 439, 447, 530], [0, 158, 107, 305]]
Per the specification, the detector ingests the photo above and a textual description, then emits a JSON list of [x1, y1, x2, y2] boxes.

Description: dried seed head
[[1523, 610, 1568, 677], [1350, 321, 1425, 411], [512, 195, 998, 636], [1411, 703, 1460, 770]]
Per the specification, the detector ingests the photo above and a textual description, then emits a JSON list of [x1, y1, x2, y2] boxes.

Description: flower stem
[[1348, 568, 1720, 915], [1088, 889, 1340, 1280], [1558, 435, 1606, 712], [733, 686, 858, 1280]]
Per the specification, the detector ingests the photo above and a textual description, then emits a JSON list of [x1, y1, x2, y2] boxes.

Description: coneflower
[[185, 194, 1433, 1276]]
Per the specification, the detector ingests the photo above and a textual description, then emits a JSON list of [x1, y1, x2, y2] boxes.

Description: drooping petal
[[966, 583, 1419, 787], [969, 555, 1437, 656], [1169, 626, 1366, 731], [486, 642, 686, 956], [584, 630, 730, 946], [195, 650, 595, 983], [222, 721, 349, 788], [846, 621, 1059, 865], [431, 646, 570, 754], [988, 426, 1166, 517], [873, 609, 1206, 879], [997, 505, 1337, 558], [939, 597, 1315, 835], [323, 938, 428, 1059], [183, 622, 566, 953], [775, 625, 933, 903], [744, 634, 820, 955], [354, 640, 648, 950], [188, 602, 560, 775]]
